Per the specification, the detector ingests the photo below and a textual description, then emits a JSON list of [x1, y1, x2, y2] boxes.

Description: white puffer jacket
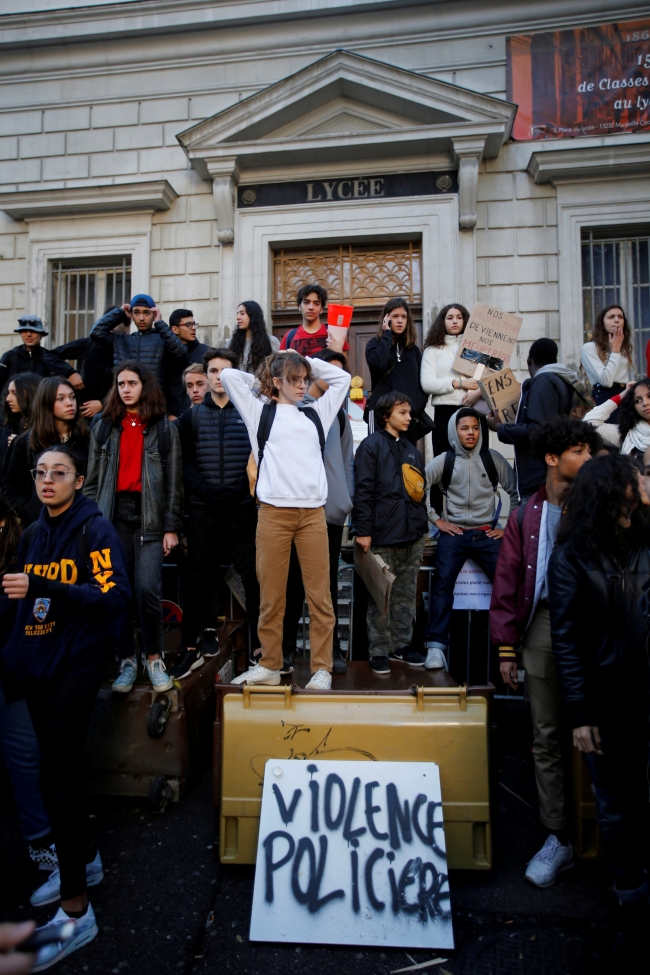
[[420, 334, 466, 406]]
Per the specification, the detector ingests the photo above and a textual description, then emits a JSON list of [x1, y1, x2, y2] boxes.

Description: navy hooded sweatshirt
[[0, 493, 130, 682]]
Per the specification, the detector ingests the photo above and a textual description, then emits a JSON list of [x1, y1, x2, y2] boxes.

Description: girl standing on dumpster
[[221, 350, 350, 690], [0, 443, 130, 970], [84, 361, 183, 695]]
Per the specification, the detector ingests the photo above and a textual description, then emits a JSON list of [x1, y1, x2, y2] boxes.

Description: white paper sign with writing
[[452, 559, 492, 610], [250, 759, 453, 950]]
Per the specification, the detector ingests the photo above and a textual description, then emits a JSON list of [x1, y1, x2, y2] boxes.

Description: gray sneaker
[[145, 657, 173, 692], [112, 655, 137, 693], [32, 904, 98, 971], [525, 834, 575, 888], [425, 647, 448, 670], [31, 852, 104, 908]]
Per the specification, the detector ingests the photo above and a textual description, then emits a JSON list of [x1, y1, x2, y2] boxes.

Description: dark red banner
[[507, 19, 650, 140]]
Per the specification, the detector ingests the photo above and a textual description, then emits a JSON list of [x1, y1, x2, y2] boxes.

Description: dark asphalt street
[[1, 700, 614, 975]]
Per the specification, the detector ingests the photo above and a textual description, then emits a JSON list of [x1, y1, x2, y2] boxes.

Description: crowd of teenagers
[[0, 288, 647, 971]]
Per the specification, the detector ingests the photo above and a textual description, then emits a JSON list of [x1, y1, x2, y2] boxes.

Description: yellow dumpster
[[214, 666, 492, 871]]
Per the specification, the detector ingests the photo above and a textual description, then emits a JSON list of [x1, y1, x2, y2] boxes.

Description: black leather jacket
[[548, 540, 650, 729], [84, 417, 183, 539]]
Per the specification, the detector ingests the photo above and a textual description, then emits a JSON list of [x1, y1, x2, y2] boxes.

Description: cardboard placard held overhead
[[478, 367, 522, 424], [452, 303, 523, 379], [250, 759, 453, 950]]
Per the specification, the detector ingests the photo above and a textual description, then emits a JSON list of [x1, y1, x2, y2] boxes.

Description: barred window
[[582, 228, 650, 373], [50, 256, 131, 345]]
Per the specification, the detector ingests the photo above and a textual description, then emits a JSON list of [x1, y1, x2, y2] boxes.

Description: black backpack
[[94, 415, 171, 469], [254, 401, 326, 498]]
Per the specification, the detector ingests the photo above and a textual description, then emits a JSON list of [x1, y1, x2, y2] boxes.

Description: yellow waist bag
[[386, 435, 426, 503], [401, 463, 426, 503]]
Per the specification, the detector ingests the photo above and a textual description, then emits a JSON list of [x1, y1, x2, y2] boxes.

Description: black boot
[[332, 649, 348, 674]]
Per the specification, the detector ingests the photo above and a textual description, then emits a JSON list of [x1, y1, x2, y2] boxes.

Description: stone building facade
[[1, 0, 649, 385]]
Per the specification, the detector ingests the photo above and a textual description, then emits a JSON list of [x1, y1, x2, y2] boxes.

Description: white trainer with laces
[[525, 834, 575, 888], [112, 655, 137, 693], [145, 657, 173, 692], [33, 904, 98, 971], [231, 664, 282, 685], [305, 669, 332, 690], [424, 647, 448, 671], [30, 852, 104, 908]]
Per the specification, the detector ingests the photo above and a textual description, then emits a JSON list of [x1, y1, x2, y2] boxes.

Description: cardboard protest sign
[[353, 542, 395, 614], [452, 559, 492, 611], [250, 759, 453, 950], [452, 303, 523, 379], [478, 367, 522, 424]]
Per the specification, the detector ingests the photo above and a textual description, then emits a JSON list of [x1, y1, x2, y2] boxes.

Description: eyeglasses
[[31, 469, 75, 482], [288, 377, 309, 388]]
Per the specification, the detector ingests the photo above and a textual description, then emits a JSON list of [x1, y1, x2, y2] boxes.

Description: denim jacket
[[84, 418, 183, 540]]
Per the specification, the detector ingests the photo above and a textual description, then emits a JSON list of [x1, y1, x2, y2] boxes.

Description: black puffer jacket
[[53, 337, 115, 404], [0, 344, 74, 383], [548, 540, 650, 729], [89, 307, 185, 391], [175, 395, 251, 505], [352, 429, 427, 546]]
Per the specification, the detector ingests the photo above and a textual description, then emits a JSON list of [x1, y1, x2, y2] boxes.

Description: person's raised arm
[[154, 319, 186, 359], [583, 396, 623, 447], [89, 307, 129, 345], [219, 367, 263, 433], [307, 356, 350, 432]]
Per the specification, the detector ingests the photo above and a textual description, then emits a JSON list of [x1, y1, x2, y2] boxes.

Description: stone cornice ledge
[[0, 180, 178, 221], [528, 140, 650, 184]]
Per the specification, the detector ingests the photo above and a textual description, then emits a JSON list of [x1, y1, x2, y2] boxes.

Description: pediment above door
[[177, 50, 516, 241]]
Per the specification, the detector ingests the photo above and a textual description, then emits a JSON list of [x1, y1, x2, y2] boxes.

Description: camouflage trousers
[[366, 536, 426, 658]]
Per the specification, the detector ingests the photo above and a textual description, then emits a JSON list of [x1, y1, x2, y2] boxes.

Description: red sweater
[[116, 415, 144, 493], [279, 323, 349, 357]]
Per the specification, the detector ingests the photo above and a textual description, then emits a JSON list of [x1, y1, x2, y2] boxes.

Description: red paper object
[[327, 303, 354, 328]]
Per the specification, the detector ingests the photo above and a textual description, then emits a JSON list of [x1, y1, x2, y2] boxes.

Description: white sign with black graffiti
[[249, 760, 454, 949]]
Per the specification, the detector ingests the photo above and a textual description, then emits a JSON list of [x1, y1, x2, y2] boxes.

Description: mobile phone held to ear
[[16, 921, 75, 953]]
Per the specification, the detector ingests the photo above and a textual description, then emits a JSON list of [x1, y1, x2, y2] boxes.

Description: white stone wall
[[476, 149, 559, 374]]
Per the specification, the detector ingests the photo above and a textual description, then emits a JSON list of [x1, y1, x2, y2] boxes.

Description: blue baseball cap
[[129, 293, 155, 308]]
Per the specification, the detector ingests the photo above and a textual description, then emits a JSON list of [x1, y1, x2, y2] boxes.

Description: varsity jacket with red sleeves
[[489, 484, 547, 661]]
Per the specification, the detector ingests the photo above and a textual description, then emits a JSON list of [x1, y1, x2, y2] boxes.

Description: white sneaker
[[231, 663, 281, 686], [145, 657, 173, 692], [30, 852, 104, 908], [525, 834, 575, 888], [425, 647, 448, 670], [33, 904, 98, 971], [305, 669, 332, 690]]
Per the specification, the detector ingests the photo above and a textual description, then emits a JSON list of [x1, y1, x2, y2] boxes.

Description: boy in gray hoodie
[[424, 408, 518, 670]]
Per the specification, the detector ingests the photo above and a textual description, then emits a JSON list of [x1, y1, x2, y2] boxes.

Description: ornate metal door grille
[[582, 228, 650, 373], [50, 256, 131, 345], [272, 242, 421, 310]]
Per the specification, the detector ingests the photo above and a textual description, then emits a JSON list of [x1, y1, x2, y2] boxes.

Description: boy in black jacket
[[0, 443, 130, 970], [353, 391, 428, 674]]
